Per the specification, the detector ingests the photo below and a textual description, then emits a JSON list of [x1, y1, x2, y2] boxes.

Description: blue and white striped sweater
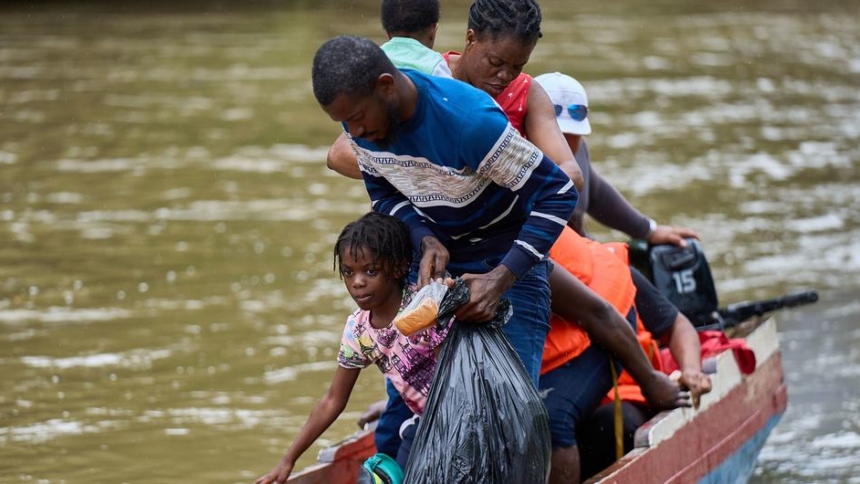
[[352, 70, 577, 279]]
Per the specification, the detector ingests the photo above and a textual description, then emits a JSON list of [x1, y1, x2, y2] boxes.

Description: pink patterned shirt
[[337, 291, 450, 415]]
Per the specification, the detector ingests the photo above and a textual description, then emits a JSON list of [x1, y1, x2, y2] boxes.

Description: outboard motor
[[630, 238, 720, 329], [630, 238, 819, 331]]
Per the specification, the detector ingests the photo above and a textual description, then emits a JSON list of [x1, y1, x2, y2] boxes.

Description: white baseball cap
[[534, 72, 591, 135]]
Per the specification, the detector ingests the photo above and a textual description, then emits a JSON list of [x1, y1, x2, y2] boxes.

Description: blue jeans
[[496, 259, 552, 385], [374, 378, 415, 459], [539, 343, 620, 448], [539, 308, 637, 448]]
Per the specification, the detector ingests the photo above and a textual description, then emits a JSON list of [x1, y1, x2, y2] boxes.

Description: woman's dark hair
[[334, 212, 413, 286], [467, 0, 542, 44], [381, 0, 440, 34], [312, 35, 397, 106]]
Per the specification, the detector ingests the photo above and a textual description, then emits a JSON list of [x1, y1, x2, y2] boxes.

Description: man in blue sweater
[[311, 35, 578, 384]]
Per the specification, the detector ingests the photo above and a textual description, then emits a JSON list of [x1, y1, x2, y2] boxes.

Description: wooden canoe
[[287, 317, 785, 484]]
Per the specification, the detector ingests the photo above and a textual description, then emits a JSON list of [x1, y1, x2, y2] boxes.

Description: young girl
[[254, 212, 451, 484]]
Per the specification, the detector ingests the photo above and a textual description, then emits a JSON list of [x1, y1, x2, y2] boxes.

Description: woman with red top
[[445, 0, 699, 248], [444, 1, 706, 483], [325, 0, 584, 190], [326, 1, 703, 480], [441, 0, 583, 189]]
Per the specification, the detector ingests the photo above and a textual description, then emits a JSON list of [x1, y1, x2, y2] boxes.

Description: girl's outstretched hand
[[254, 459, 294, 484]]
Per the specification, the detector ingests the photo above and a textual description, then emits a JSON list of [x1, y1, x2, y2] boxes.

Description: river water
[[0, 0, 857, 482]]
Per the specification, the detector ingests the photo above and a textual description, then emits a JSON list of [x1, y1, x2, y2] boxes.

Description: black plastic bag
[[403, 279, 551, 483]]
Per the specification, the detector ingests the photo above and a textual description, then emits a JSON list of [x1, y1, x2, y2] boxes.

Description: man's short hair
[[312, 35, 397, 106], [381, 0, 440, 34]]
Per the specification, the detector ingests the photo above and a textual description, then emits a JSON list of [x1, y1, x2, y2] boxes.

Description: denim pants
[[375, 378, 415, 459], [538, 308, 637, 448], [538, 343, 620, 448], [495, 259, 552, 385]]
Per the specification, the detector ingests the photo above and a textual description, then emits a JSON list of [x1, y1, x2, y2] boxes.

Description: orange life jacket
[[600, 245, 665, 405], [541, 227, 637, 375], [605, 315, 665, 404]]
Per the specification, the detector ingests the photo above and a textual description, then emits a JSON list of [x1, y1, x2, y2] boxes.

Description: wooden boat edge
[[585, 317, 786, 483], [287, 317, 786, 483]]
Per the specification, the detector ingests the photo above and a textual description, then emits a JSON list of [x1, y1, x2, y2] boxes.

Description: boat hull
[[586, 318, 786, 483], [287, 430, 376, 484], [287, 318, 786, 484]]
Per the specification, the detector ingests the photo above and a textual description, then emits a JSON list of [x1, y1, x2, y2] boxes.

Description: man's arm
[[357, 148, 446, 286], [327, 132, 363, 180], [658, 314, 712, 409], [255, 367, 360, 484], [548, 265, 688, 410], [632, 267, 711, 407], [455, 122, 578, 323], [586, 167, 651, 238], [480, 129, 578, 280], [587, 167, 699, 247]]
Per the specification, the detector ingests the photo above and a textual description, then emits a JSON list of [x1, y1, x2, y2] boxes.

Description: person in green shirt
[[327, 0, 452, 178], [380, 0, 452, 78]]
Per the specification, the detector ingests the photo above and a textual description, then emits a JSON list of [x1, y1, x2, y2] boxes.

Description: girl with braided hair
[[255, 212, 453, 484]]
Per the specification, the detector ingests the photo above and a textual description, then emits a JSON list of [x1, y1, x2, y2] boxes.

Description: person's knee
[[549, 445, 581, 484], [543, 400, 581, 448]]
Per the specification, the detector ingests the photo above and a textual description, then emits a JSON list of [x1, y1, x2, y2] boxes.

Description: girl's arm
[[255, 366, 361, 484], [548, 265, 688, 410]]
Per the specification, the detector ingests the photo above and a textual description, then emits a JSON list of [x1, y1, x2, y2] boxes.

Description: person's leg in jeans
[[499, 259, 552, 385], [374, 378, 414, 459], [540, 343, 621, 484], [395, 415, 420, 469]]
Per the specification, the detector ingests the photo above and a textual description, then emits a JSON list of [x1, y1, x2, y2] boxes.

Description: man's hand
[[417, 236, 449, 288], [640, 369, 690, 410], [357, 399, 387, 429], [456, 266, 516, 323], [677, 370, 713, 409], [647, 225, 700, 248]]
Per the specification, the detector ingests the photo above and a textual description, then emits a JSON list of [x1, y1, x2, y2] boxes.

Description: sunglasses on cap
[[553, 104, 588, 122]]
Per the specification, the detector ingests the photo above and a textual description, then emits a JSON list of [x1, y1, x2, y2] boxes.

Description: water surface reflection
[[1, 1, 858, 482]]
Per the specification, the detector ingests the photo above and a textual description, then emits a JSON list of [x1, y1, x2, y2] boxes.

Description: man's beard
[[375, 100, 402, 149]]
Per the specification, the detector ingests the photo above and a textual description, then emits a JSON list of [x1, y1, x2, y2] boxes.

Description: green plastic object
[[360, 453, 404, 484]]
